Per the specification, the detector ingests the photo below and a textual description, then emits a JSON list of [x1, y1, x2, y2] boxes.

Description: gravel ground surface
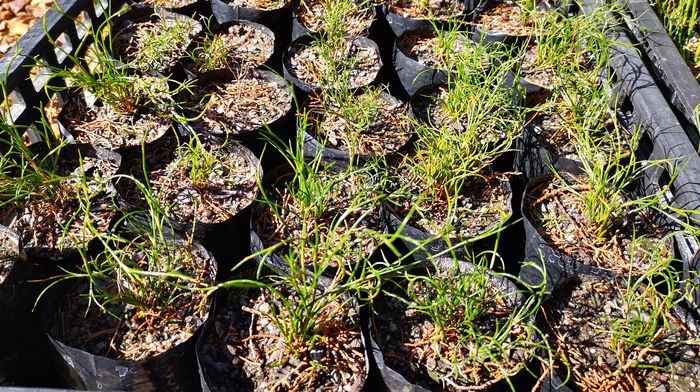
[[0, 0, 53, 57]]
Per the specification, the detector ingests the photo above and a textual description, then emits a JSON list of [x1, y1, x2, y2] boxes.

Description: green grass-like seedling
[[186, 17, 232, 74], [600, 252, 700, 385], [0, 109, 93, 211], [261, 118, 385, 223], [383, 253, 547, 389], [306, 0, 376, 39], [563, 113, 668, 240], [307, 84, 408, 158], [439, 47, 523, 136], [212, 125, 393, 388], [299, 0, 380, 91], [38, 172, 215, 321], [655, 0, 698, 66], [121, 13, 199, 73], [176, 133, 229, 191], [401, 53, 522, 201], [43, 11, 190, 115]]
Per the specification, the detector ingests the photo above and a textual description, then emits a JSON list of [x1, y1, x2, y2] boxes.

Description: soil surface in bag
[[184, 21, 275, 75], [523, 172, 671, 276], [520, 45, 560, 90], [46, 239, 216, 362], [293, 0, 374, 38], [118, 133, 259, 227], [305, 90, 412, 158], [192, 70, 293, 135], [198, 285, 366, 391], [112, 8, 202, 73], [285, 36, 381, 92], [475, 2, 537, 37], [386, 156, 512, 240], [139, 0, 199, 8], [543, 274, 700, 391], [397, 29, 478, 70], [2, 146, 119, 262], [388, 0, 465, 22], [371, 259, 534, 391], [252, 161, 384, 272], [223, 0, 289, 10], [57, 75, 174, 151]]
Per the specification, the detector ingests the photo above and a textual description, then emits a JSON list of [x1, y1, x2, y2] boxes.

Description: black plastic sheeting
[[623, 0, 700, 138], [582, 0, 700, 306]]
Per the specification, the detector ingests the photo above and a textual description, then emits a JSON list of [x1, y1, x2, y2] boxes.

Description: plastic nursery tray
[[622, 0, 700, 142], [0, 0, 124, 127], [2, 0, 700, 390], [581, 0, 700, 307], [0, 1, 122, 391]]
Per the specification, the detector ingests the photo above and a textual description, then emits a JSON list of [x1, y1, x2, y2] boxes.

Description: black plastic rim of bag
[[182, 19, 277, 77], [519, 72, 551, 102], [282, 34, 383, 96], [128, 0, 212, 18], [210, 0, 293, 27], [195, 269, 370, 391], [183, 68, 294, 140], [392, 28, 454, 98], [300, 91, 413, 161], [210, 0, 293, 72], [38, 235, 217, 391], [513, 123, 585, 182], [518, 172, 676, 292], [111, 5, 203, 76], [369, 257, 537, 391], [383, 175, 513, 261], [113, 131, 261, 244], [382, 1, 471, 38]]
